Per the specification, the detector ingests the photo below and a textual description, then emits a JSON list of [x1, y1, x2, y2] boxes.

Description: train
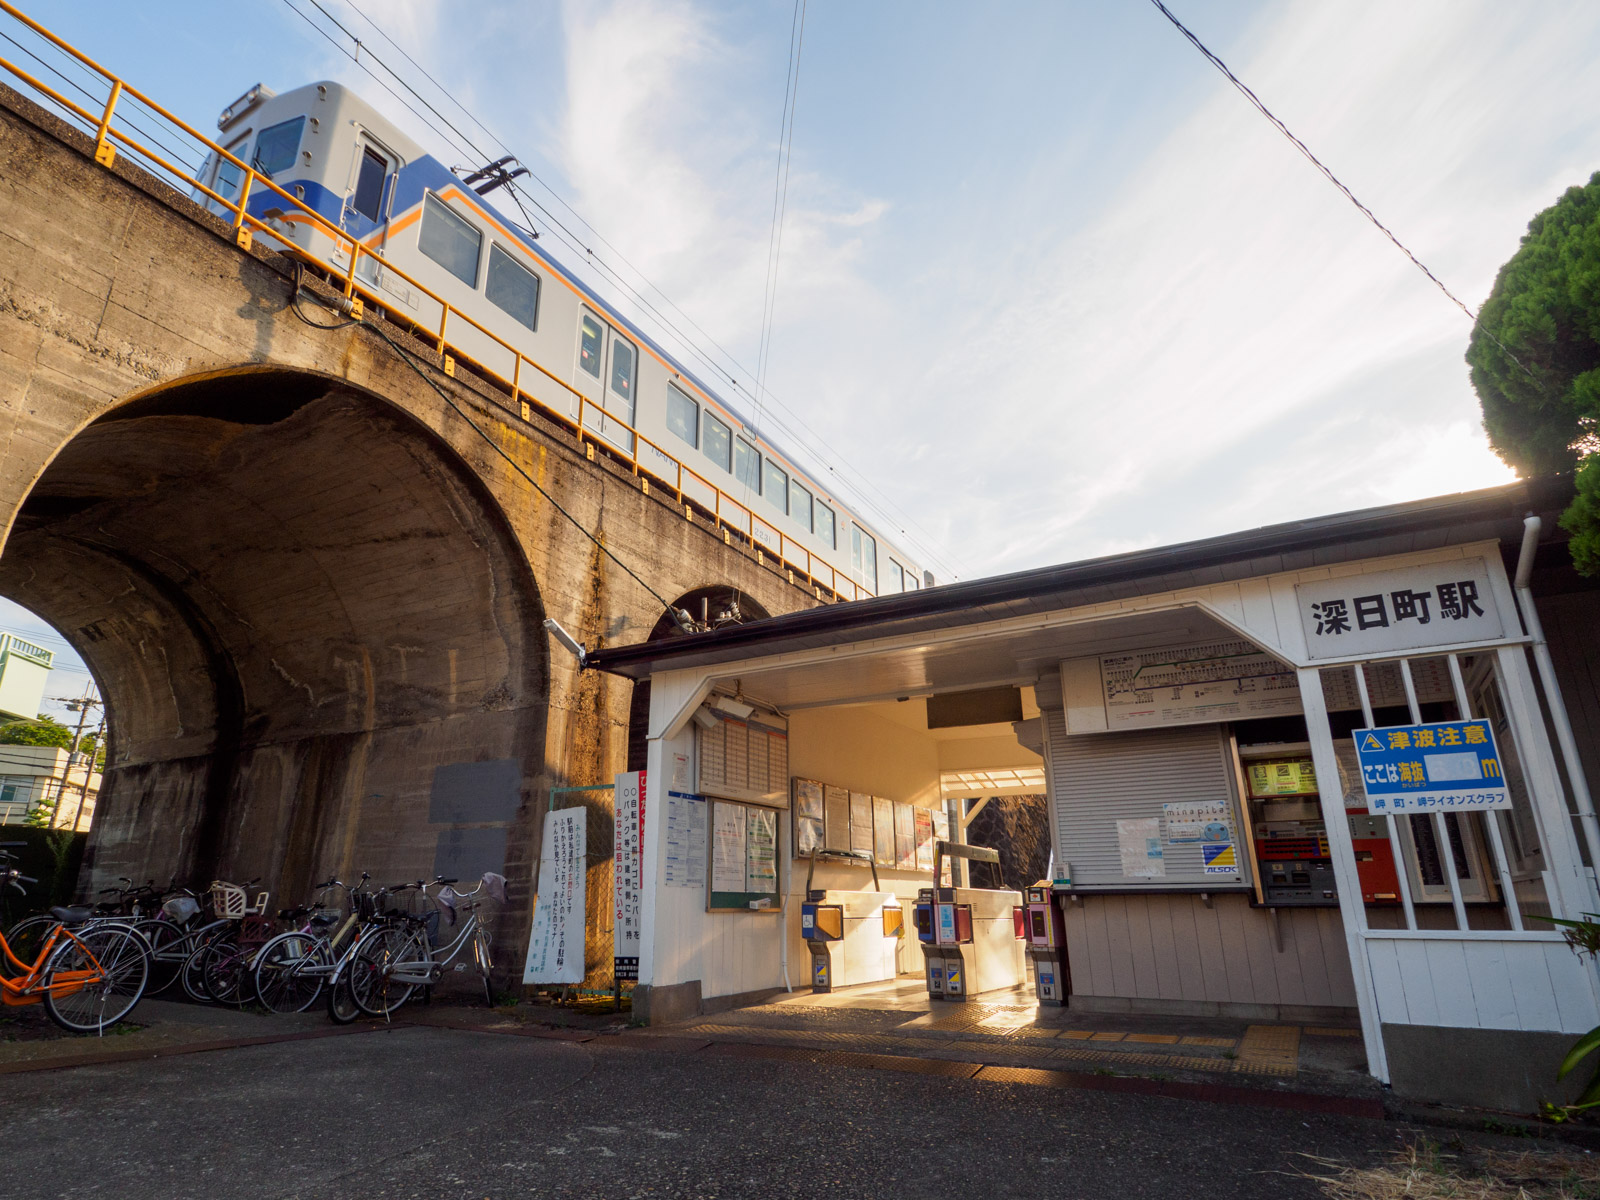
[[193, 81, 927, 602]]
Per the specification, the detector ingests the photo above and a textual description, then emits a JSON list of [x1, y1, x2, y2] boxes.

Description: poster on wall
[[850, 792, 875, 857], [613, 770, 647, 981], [872, 797, 896, 867], [793, 779, 824, 858], [894, 803, 916, 870], [1160, 799, 1230, 843], [523, 806, 586, 984], [711, 801, 747, 894], [1116, 816, 1165, 879], [1246, 759, 1318, 797], [823, 784, 851, 853], [746, 807, 778, 892], [914, 808, 935, 871], [662, 790, 707, 888], [1097, 639, 1301, 731]]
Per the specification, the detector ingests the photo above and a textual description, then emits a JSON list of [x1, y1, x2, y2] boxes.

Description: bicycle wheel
[[476, 931, 494, 1008], [127, 918, 186, 996], [201, 937, 253, 1007], [253, 932, 326, 1014], [326, 974, 360, 1024], [42, 926, 149, 1033], [349, 926, 427, 1018], [1, 915, 56, 980], [181, 929, 230, 1004]]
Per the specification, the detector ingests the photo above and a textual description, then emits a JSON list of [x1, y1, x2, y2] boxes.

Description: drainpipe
[[1514, 514, 1600, 889]]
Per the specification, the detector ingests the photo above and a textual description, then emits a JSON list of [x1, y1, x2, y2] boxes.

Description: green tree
[[0, 714, 74, 749], [1467, 170, 1600, 574]]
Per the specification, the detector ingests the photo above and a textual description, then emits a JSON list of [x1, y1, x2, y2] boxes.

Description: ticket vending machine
[[800, 850, 904, 993], [915, 841, 1026, 1002], [1023, 883, 1069, 1006]]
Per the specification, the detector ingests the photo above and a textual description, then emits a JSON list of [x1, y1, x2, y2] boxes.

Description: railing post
[[231, 167, 255, 249], [93, 79, 121, 167]]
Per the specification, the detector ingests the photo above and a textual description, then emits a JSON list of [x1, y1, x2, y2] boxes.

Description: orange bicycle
[[1, 844, 148, 1032]]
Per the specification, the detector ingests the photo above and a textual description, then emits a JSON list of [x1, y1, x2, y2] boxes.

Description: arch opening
[[0, 368, 549, 966]]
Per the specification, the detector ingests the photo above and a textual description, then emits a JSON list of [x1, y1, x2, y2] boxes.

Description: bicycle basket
[[162, 895, 200, 924], [210, 881, 250, 919]]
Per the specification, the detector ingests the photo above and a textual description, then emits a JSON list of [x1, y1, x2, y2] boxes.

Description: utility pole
[[69, 715, 105, 834], [46, 681, 100, 828]]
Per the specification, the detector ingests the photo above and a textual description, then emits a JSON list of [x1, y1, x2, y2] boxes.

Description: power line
[[1146, 0, 1475, 319], [1146, 0, 1549, 394], [279, 0, 969, 581], [754, 0, 808, 447]]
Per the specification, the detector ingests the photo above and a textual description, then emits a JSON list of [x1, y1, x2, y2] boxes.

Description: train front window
[[352, 146, 389, 222], [703, 413, 731, 469], [815, 503, 835, 549], [609, 338, 637, 412], [251, 117, 304, 179], [486, 246, 540, 330], [419, 194, 482, 286], [764, 460, 788, 513], [666, 384, 698, 449], [789, 480, 812, 532], [215, 137, 247, 202], [579, 315, 603, 379], [734, 438, 760, 492]]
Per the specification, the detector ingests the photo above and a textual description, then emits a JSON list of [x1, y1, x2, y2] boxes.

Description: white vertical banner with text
[[523, 806, 586, 985], [613, 770, 647, 981]]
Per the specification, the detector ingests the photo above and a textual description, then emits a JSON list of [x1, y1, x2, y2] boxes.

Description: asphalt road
[[4, 1026, 1399, 1199]]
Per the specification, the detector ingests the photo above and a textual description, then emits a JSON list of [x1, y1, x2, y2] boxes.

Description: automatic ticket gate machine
[[914, 841, 1026, 1002], [800, 850, 904, 993], [1023, 883, 1069, 1006]]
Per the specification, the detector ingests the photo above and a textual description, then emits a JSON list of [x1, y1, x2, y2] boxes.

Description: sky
[[9, 0, 1600, 710]]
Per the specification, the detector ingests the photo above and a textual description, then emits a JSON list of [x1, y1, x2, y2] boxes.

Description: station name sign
[[1294, 558, 1503, 660]]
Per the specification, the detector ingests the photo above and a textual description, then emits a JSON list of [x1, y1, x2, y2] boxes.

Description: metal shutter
[[1045, 711, 1250, 890]]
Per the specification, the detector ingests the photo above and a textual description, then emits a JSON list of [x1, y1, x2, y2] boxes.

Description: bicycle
[[0, 846, 148, 1032], [3, 880, 155, 981], [182, 880, 272, 1006], [349, 873, 506, 1019], [250, 875, 373, 1015]]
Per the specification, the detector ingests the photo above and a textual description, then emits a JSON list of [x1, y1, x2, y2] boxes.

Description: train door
[[344, 131, 400, 284], [576, 308, 637, 453]]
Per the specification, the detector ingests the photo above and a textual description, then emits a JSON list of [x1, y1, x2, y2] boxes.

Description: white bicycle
[[347, 872, 507, 1018]]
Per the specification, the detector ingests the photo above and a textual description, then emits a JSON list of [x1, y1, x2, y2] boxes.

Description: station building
[[587, 476, 1600, 1110]]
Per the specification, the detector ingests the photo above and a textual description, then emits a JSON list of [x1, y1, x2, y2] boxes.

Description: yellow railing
[[0, 1, 870, 604]]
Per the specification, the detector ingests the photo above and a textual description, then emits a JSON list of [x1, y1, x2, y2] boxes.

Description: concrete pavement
[[3, 1022, 1413, 1200]]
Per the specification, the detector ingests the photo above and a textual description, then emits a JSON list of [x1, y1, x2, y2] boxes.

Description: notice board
[[708, 797, 782, 912]]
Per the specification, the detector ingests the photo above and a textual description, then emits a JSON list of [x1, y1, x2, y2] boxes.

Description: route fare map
[[1100, 639, 1303, 730]]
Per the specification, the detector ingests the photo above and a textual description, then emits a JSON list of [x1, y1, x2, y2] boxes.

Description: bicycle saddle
[[49, 905, 94, 925]]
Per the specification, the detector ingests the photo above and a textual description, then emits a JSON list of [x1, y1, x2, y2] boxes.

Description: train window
[[906, 572, 920, 590], [764, 460, 788, 513], [352, 146, 389, 222], [734, 438, 760, 492], [609, 338, 637, 411], [251, 117, 304, 178], [578, 315, 603, 379], [815, 503, 835, 549], [486, 245, 540, 331], [666, 383, 698, 449], [419, 193, 482, 287], [886, 560, 905, 592], [789, 480, 812, 532], [851, 526, 878, 590], [703, 413, 731, 470], [214, 137, 247, 202]]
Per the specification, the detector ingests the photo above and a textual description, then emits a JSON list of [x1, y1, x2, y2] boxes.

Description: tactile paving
[[1234, 1024, 1300, 1077]]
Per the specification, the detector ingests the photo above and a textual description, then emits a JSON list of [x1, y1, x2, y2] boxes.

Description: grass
[[1305, 1139, 1600, 1200]]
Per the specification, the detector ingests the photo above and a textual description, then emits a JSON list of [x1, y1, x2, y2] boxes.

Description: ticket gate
[[800, 850, 904, 993], [915, 841, 1026, 1002], [1022, 883, 1069, 1006]]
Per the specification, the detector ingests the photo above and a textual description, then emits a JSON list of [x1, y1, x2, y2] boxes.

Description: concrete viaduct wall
[[0, 84, 815, 979]]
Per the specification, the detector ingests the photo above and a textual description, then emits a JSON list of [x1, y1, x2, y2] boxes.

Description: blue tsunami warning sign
[[1353, 719, 1509, 813]]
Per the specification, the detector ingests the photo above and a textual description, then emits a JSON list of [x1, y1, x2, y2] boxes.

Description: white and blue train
[[194, 81, 926, 601]]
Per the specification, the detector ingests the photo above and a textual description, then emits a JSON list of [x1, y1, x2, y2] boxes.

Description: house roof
[[585, 475, 1576, 682]]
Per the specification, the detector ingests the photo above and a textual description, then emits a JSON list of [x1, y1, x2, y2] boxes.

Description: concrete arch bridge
[[0, 83, 810, 975]]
